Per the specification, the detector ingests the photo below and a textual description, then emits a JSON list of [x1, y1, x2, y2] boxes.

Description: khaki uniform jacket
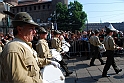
[[36, 39, 52, 59], [0, 38, 51, 83], [89, 36, 94, 45], [0, 41, 4, 53], [51, 37, 62, 52], [92, 36, 102, 47], [0, 46, 2, 53], [103, 35, 118, 50]]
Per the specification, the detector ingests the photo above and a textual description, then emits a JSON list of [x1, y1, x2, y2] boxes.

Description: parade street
[[65, 55, 124, 83]]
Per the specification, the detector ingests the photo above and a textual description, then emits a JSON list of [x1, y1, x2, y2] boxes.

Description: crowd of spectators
[[30, 28, 124, 58], [0, 27, 124, 57]]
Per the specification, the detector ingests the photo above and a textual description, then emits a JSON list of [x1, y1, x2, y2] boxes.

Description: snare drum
[[42, 65, 65, 83], [61, 45, 69, 52], [61, 41, 70, 52], [98, 44, 106, 53], [50, 49, 62, 61]]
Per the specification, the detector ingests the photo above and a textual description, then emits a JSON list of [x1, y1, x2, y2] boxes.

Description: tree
[[68, 1, 87, 31], [51, 1, 87, 31], [56, 2, 68, 30]]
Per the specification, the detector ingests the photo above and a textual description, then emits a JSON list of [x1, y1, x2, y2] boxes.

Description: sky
[[1, 0, 124, 23], [69, 0, 124, 23]]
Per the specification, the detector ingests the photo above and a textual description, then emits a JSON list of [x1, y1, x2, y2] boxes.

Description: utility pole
[[3, 2, 11, 34], [87, 18, 88, 31], [6, 2, 9, 34], [53, 10, 57, 30]]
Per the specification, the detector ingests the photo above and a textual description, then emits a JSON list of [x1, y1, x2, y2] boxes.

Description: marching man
[[51, 30, 73, 76], [102, 27, 122, 77]]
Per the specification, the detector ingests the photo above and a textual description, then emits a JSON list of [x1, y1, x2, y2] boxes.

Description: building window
[[29, 6, 32, 11], [43, 5, 45, 9], [38, 5, 40, 10], [17, 8, 19, 13], [25, 7, 27, 11], [21, 8, 23, 12], [12, 9, 15, 13], [34, 6, 36, 10], [47, 4, 50, 9]]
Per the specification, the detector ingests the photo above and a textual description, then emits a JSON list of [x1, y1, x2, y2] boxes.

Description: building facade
[[84, 22, 124, 31], [3, 0, 18, 5], [4, 0, 124, 32], [10, 0, 68, 24], [11, 1, 52, 23]]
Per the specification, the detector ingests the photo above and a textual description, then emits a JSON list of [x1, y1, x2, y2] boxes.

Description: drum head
[[50, 49, 60, 56], [65, 42, 71, 47], [50, 49, 62, 61], [61, 45, 69, 52], [99, 44, 106, 53], [42, 65, 65, 83]]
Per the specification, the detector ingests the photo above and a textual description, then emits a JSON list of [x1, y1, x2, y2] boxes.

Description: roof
[[13, 1, 51, 7]]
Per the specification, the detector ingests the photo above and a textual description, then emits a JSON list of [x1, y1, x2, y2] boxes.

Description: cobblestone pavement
[[64, 55, 124, 83], [0, 55, 124, 83]]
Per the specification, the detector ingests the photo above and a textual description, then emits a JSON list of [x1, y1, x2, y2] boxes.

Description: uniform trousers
[[102, 50, 119, 75], [88, 44, 94, 59], [58, 59, 70, 74], [90, 46, 104, 64]]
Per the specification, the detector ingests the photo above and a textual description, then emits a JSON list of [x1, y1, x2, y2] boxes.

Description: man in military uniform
[[51, 30, 62, 52], [90, 29, 105, 66], [102, 27, 122, 77], [51, 30, 73, 76], [36, 27, 52, 59], [0, 12, 59, 83]]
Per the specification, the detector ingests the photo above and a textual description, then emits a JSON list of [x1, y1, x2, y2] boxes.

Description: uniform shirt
[[36, 39, 52, 59], [92, 36, 102, 46], [89, 36, 94, 45], [104, 35, 118, 51], [0, 38, 51, 83], [51, 37, 62, 52]]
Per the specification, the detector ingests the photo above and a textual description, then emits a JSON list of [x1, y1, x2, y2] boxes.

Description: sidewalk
[[64, 55, 124, 83]]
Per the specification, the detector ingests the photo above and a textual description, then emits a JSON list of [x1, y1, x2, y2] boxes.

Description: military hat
[[106, 24, 117, 32], [37, 27, 47, 34], [53, 30, 61, 35], [12, 12, 39, 27], [94, 29, 99, 34]]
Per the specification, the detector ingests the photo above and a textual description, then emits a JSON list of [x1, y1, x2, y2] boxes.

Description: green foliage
[[51, 1, 87, 31]]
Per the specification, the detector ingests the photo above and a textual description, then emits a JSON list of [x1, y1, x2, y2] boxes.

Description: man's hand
[[117, 47, 123, 50]]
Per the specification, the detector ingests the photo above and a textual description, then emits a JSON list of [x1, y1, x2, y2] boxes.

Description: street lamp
[[87, 18, 88, 31], [5, 2, 11, 34], [53, 10, 57, 30], [1, 2, 11, 34]]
